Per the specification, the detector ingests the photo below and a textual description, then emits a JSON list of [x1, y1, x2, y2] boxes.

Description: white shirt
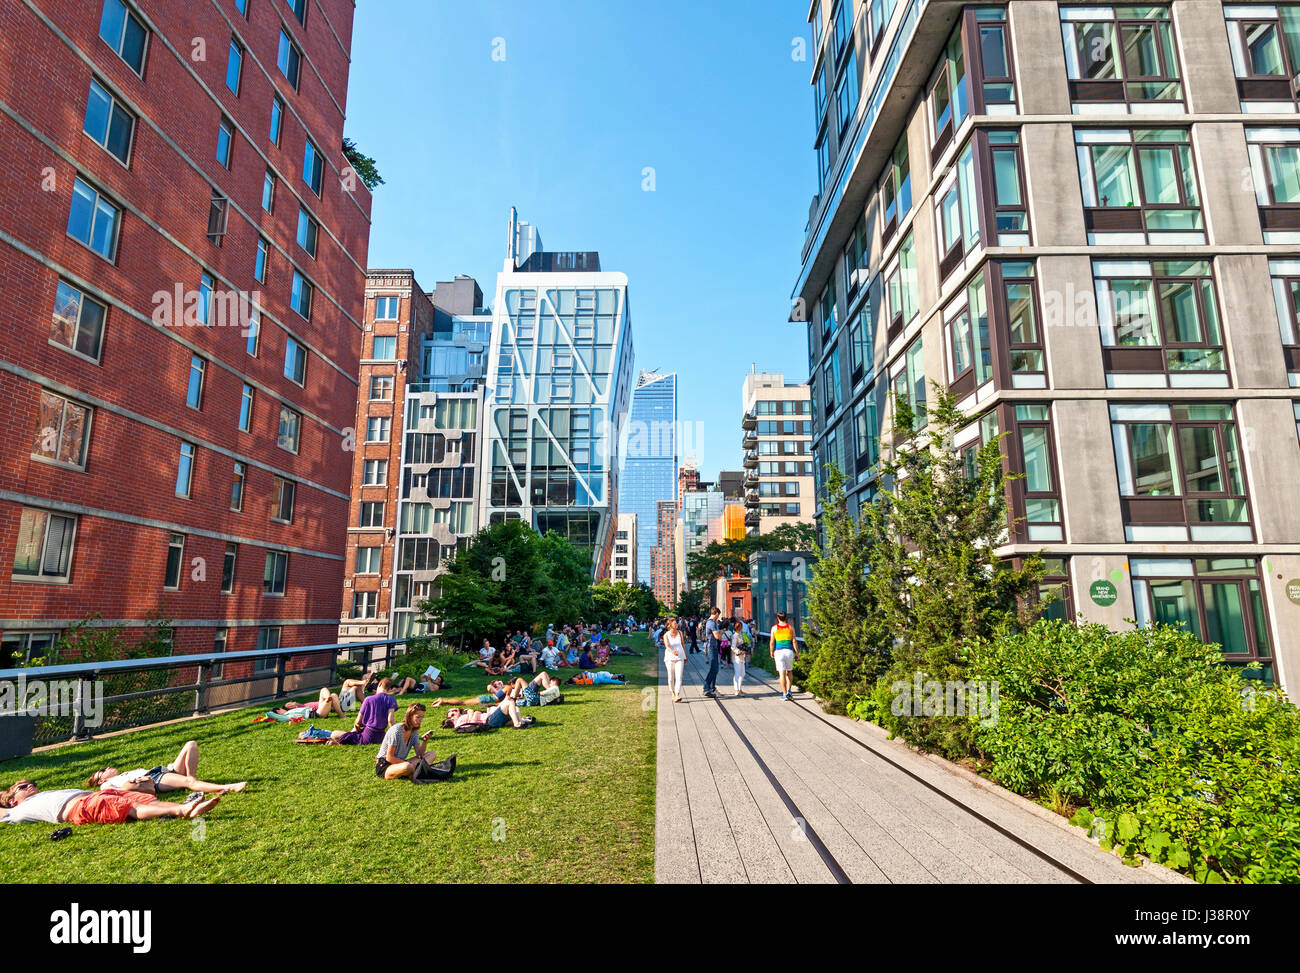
[[2, 789, 88, 824], [664, 631, 686, 662], [98, 768, 151, 791], [480, 646, 494, 662]]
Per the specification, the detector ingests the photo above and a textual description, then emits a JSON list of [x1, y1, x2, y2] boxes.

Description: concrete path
[[654, 649, 1188, 885]]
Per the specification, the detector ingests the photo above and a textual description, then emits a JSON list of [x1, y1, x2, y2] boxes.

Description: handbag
[[411, 754, 457, 783]]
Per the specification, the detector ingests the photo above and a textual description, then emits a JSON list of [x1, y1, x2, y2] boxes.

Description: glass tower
[[622, 372, 678, 590]]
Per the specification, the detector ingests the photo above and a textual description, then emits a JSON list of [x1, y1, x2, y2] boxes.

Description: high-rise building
[[796, 0, 1300, 689], [652, 500, 679, 602], [0, 0, 370, 667], [716, 471, 745, 499], [612, 512, 637, 585], [678, 462, 700, 502], [339, 274, 490, 643], [742, 372, 815, 535], [622, 371, 678, 592], [479, 210, 635, 577], [681, 487, 725, 590]]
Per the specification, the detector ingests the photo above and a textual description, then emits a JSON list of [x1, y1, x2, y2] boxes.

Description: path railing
[[0, 638, 419, 747]]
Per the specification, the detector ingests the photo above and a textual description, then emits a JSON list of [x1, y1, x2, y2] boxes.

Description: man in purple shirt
[[325, 677, 398, 745]]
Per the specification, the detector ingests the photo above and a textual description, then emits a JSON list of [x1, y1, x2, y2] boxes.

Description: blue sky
[[345, 0, 814, 479]]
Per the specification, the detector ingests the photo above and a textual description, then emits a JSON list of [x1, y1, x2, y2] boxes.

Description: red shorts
[[67, 790, 157, 825]]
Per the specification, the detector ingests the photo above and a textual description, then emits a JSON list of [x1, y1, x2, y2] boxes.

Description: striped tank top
[[772, 623, 794, 650]]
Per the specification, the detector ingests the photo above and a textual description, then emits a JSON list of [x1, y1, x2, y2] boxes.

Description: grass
[[0, 634, 658, 884]]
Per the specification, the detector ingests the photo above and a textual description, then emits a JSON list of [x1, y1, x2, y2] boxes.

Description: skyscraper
[[479, 210, 635, 577], [0, 0, 370, 665], [796, 0, 1300, 689], [742, 372, 815, 536], [622, 371, 678, 600]]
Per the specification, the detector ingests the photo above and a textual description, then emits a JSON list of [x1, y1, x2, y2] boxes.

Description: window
[[929, 24, 969, 156], [945, 271, 991, 395], [375, 296, 400, 320], [852, 387, 881, 472], [868, 0, 897, 49], [303, 139, 323, 196], [207, 192, 229, 246], [369, 376, 394, 400], [1246, 128, 1300, 244], [406, 432, 446, 466], [262, 170, 276, 212], [68, 176, 121, 261], [263, 551, 288, 595], [216, 116, 234, 168], [2, 632, 60, 668], [84, 79, 134, 165], [296, 207, 318, 258], [823, 342, 842, 415], [98, 0, 148, 76], [818, 276, 838, 339], [844, 215, 870, 302], [226, 39, 243, 95], [271, 476, 296, 523], [245, 315, 260, 357], [1060, 6, 1182, 109], [360, 501, 385, 528], [434, 398, 477, 429], [50, 281, 106, 361], [231, 461, 246, 511], [892, 336, 927, 433], [277, 30, 301, 88], [1094, 259, 1226, 386], [882, 231, 919, 335], [270, 96, 285, 146], [13, 509, 76, 582], [998, 261, 1046, 386], [1110, 404, 1251, 542], [848, 311, 872, 380], [164, 533, 185, 590], [1269, 258, 1300, 377], [835, 48, 859, 138], [1010, 405, 1063, 542], [212, 628, 227, 679], [879, 133, 911, 243], [285, 0, 308, 26], [1130, 558, 1273, 679], [366, 416, 391, 443], [353, 591, 378, 619], [235, 0, 248, 15], [988, 130, 1029, 245], [1075, 128, 1203, 243], [32, 390, 92, 469], [400, 538, 441, 572], [290, 270, 313, 320], [935, 140, 980, 277], [254, 237, 269, 283], [184, 355, 205, 409], [1224, 5, 1300, 110], [974, 6, 1016, 108], [831, 0, 852, 56], [196, 272, 214, 326], [284, 337, 306, 385], [218, 543, 237, 594], [255, 626, 281, 670], [277, 406, 301, 453], [176, 442, 196, 497], [372, 335, 397, 360], [363, 459, 388, 486], [356, 546, 381, 574]]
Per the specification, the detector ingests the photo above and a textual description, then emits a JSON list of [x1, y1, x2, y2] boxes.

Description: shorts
[[486, 707, 510, 730], [773, 649, 795, 673], [476, 693, 496, 705], [375, 758, 391, 778], [519, 685, 541, 708], [67, 790, 157, 825]]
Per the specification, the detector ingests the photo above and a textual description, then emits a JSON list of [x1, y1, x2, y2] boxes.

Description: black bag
[[412, 754, 457, 783], [453, 721, 487, 734]]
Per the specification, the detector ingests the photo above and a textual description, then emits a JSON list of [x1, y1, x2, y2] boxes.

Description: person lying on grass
[[293, 677, 398, 745], [87, 740, 247, 796], [564, 670, 629, 687], [374, 704, 455, 782], [440, 695, 534, 731], [428, 680, 507, 709], [1, 780, 220, 825], [506, 672, 561, 708], [265, 687, 347, 721]]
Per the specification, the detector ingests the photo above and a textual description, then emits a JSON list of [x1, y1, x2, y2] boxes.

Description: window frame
[[50, 280, 107, 363], [83, 77, 136, 167], [67, 175, 122, 262]]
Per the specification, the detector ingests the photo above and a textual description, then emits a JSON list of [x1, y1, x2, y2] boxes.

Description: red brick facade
[[0, 0, 371, 666]]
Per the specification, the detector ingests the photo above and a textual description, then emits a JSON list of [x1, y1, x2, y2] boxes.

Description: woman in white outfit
[[730, 619, 751, 696], [663, 617, 687, 703]]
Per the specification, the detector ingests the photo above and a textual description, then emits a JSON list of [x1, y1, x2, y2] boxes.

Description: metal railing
[[0, 638, 420, 747]]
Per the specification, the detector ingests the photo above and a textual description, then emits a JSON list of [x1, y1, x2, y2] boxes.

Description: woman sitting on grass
[[295, 678, 398, 745], [1, 780, 220, 825], [87, 740, 247, 796], [375, 704, 455, 782]]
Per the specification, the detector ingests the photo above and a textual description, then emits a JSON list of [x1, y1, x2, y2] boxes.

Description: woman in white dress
[[663, 617, 687, 704]]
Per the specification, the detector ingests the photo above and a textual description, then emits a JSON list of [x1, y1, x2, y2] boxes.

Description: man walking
[[771, 611, 799, 701], [701, 608, 722, 698]]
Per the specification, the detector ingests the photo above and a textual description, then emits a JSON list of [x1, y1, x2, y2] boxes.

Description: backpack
[[452, 720, 488, 734]]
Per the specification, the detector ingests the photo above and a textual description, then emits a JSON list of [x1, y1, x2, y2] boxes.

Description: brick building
[[0, 0, 371, 669]]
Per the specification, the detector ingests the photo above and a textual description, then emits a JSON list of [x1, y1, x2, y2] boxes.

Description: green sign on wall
[[1090, 580, 1119, 608]]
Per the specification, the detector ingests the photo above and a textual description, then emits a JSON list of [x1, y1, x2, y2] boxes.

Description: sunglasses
[[14, 782, 35, 791]]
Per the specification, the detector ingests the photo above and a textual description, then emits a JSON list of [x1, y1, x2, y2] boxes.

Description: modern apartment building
[[652, 500, 679, 600], [621, 370, 678, 595], [339, 273, 490, 644], [612, 512, 638, 584], [0, 0, 371, 667], [796, 0, 1300, 688], [742, 372, 815, 535], [479, 211, 635, 578]]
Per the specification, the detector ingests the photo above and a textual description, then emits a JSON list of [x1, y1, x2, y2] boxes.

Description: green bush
[[967, 620, 1300, 883]]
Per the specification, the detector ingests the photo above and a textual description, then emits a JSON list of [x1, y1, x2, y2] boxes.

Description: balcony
[[742, 431, 757, 450], [744, 470, 759, 488], [741, 410, 757, 431], [745, 508, 761, 527], [743, 450, 758, 469], [744, 489, 759, 508]]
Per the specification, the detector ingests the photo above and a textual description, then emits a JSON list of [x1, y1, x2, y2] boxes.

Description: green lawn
[[0, 635, 658, 884]]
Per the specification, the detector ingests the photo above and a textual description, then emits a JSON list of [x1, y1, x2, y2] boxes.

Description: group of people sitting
[[471, 622, 641, 678]]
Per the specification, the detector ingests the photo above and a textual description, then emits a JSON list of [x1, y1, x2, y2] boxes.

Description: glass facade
[[621, 372, 677, 586]]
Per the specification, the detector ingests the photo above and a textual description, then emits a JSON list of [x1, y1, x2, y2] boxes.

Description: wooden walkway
[[654, 649, 1189, 885]]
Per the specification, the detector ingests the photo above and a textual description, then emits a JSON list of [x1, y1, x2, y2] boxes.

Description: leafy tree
[[342, 137, 384, 190], [536, 530, 595, 623], [686, 522, 817, 595], [674, 587, 707, 618]]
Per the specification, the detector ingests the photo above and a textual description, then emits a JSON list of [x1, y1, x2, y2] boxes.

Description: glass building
[[479, 212, 635, 576], [621, 371, 678, 597]]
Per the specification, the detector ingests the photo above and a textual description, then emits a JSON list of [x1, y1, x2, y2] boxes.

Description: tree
[[686, 522, 817, 596], [342, 137, 384, 190], [536, 531, 595, 623], [674, 587, 707, 618]]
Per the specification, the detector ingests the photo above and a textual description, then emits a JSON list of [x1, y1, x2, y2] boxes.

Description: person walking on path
[[663, 618, 687, 703], [730, 619, 751, 697], [701, 608, 722, 698], [771, 612, 799, 701]]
